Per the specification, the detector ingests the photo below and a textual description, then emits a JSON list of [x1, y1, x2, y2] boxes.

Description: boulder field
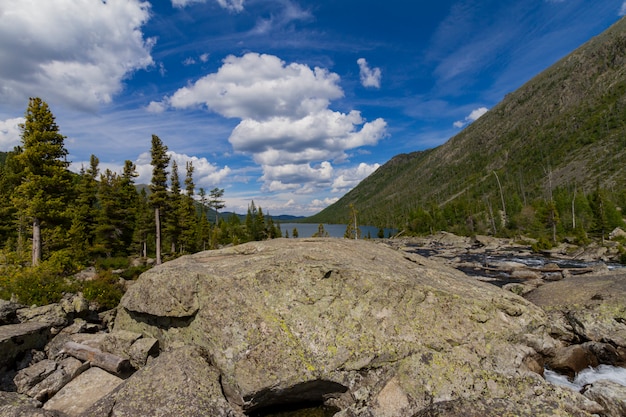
[[107, 238, 598, 416], [4, 237, 626, 416]]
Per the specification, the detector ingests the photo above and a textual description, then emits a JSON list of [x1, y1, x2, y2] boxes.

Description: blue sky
[[0, 0, 624, 216]]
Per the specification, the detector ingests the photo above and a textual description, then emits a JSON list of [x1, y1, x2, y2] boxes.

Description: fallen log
[[62, 341, 130, 375]]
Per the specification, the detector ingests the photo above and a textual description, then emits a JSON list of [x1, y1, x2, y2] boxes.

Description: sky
[[0, 0, 624, 216]]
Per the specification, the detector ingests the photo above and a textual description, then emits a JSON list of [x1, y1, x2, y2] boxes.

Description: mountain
[[309, 17, 626, 230]]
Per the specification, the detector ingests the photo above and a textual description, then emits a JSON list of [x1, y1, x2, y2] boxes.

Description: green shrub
[[95, 256, 130, 271], [531, 236, 553, 253], [119, 265, 150, 280], [81, 270, 125, 309], [1, 251, 80, 305]]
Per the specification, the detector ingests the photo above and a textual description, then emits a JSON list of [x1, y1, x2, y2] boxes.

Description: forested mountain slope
[[310, 16, 626, 233]]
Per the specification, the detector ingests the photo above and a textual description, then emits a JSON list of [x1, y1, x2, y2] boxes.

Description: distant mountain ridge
[[309, 16, 626, 229]]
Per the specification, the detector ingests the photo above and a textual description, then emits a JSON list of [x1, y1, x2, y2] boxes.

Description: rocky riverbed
[[1, 236, 625, 416]]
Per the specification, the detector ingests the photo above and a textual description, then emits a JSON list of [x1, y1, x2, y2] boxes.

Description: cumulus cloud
[[165, 53, 344, 120], [134, 150, 231, 189], [331, 163, 380, 192], [357, 58, 382, 88], [0, 117, 24, 151], [0, 0, 154, 110], [171, 0, 244, 12], [621, 1, 626, 16], [453, 107, 489, 128], [155, 52, 387, 192]]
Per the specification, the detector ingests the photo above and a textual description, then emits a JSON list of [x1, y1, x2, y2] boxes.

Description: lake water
[[278, 223, 397, 239]]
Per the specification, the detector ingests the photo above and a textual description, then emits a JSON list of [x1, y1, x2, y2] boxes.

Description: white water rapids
[[544, 365, 626, 391]]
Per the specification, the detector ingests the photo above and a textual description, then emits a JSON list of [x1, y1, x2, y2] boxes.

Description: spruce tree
[[0, 148, 23, 251], [12, 98, 71, 266], [68, 154, 100, 259], [149, 135, 170, 265], [179, 161, 197, 253]]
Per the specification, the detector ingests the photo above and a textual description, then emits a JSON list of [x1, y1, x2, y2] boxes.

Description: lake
[[278, 223, 397, 239]]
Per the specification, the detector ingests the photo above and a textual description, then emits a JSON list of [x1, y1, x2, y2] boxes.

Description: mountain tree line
[[0, 98, 283, 269], [404, 175, 625, 250]]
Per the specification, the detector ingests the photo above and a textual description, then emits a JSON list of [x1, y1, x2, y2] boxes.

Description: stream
[[544, 365, 626, 391]]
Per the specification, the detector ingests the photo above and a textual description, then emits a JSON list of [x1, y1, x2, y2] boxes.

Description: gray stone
[[0, 322, 51, 369], [45, 319, 90, 360], [0, 391, 66, 417], [26, 358, 89, 402], [14, 359, 57, 395], [0, 300, 25, 325], [114, 238, 590, 415], [43, 367, 123, 417], [79, 346, 244, 417], [16, 304, 68, 329], [583, 379, 626, 417], [127, 337, 159, 369]]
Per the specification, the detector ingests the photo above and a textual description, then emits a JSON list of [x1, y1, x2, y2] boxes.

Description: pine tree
[[132, 188, 153, 258], [209, 187, 225, 225], [119, 160, 140, 252], [149, 135, 170, 265], [344, 203, 360, 239], [12, 98, 72, 266], [166, 160, 182, 254], [197, 187, 211, 250]]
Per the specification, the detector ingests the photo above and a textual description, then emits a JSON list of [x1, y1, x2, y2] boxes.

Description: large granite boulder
[[114, 238, 595, 415], [524, 271, 626, 358]]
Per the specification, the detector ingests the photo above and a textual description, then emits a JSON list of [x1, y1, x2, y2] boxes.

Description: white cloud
[[171, 0, 244, 12], [146, 101, 167, 113], [159, 52, 387, 193], [0, 0, 154, 110], [199, 53, 210, 63], [453, 107, 489, 128], [357, 58, 382, 88], [167, 53, 343, 120], [0, 117, 24, 151], [331, 163, 380, 192], [621, 1, 626, 16], [77, 150, 231, 191], [251, 1, 312, 35]]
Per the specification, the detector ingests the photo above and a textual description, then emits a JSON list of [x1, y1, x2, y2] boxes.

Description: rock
[[14, 359, 57, 395], [0, 391, 66, 417], [72, 267, 97, 282], [547, 344, 599, 377], [582, 341, 625, 367], [59, 294, 89, 317], [0, 300, 25, 325], [0, 322, 52, 369], [411, 397, 592, 417], [44, 319, 94, 361], [16, 304, 68, 329], [583, 379, 626, 417], [524, 272, 626, 350], [99, 330, 142, 359], [609, 227, 626, 240], [43, 367, 123, 417], [79, 346, 244, 417], [114, 238, 587, 415], [127, 337, 159, 369], [511, 269, 542, 280], [473, 234, 501, 249], [26, 358, 88, 402]]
